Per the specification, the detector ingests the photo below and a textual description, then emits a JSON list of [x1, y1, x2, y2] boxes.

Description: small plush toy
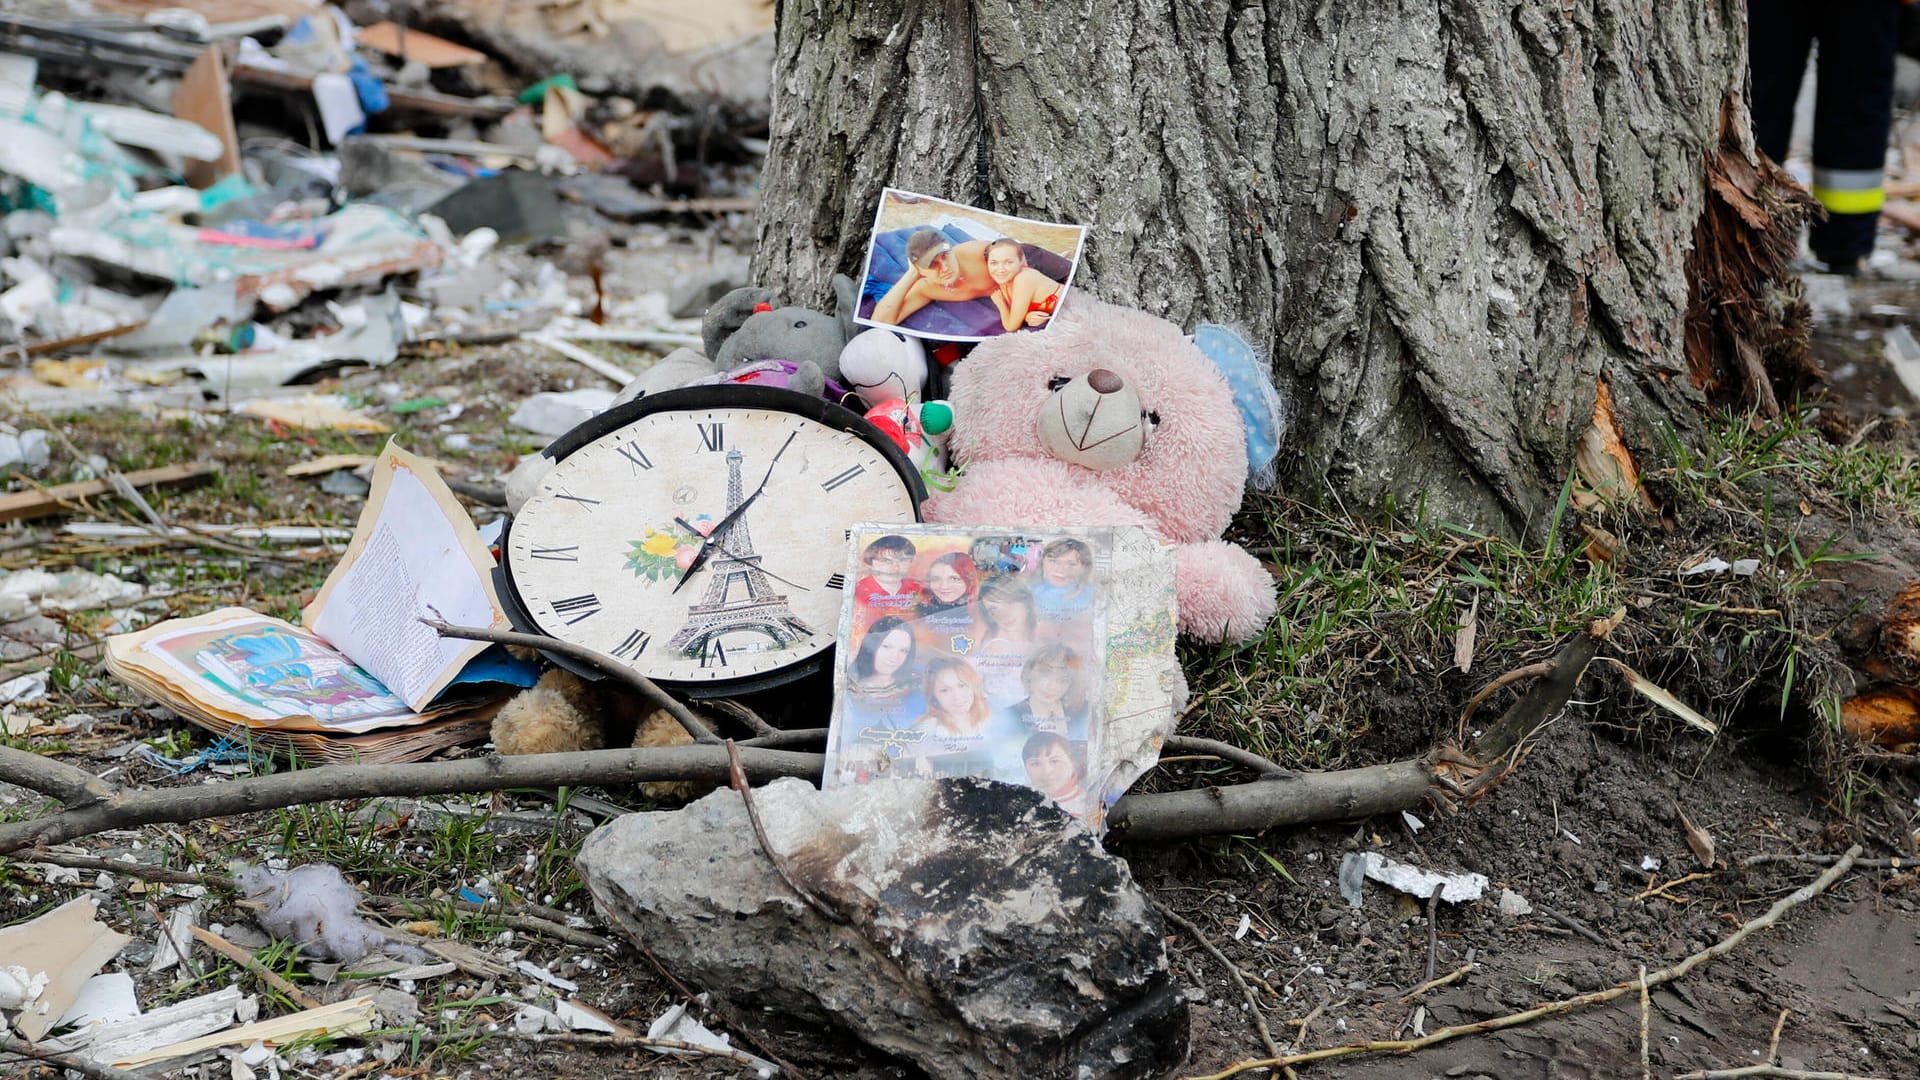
[[611, 277, 860, 405], [507, 276, 863, 514], [922, 297, 1280, 642], [839, 326, 929, 408]]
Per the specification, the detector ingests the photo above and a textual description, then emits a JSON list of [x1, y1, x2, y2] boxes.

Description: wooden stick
[[0, 464, 212, 524], [188, 925, 324, 1009], [1458, 660, 1553, 729], [1397, 962, 1473, 1002], [1681, 1060, 1889, 1068], [423, 619, 719, 745], [1181, 847, 1862, 1080], [1766, 1007, 1790, 1063], [725, 740, 843, 925], [1160, 906, 1282, 1059], [1638, 965, 1651, 1080]]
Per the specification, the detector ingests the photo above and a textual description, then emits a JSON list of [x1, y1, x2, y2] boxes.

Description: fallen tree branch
[[0, 745, 823, 854], [1105, 758, 1435, 843], [3, 631, 1605, 851], [423, 620, 718, 745], [0, 744, 118, 807], [1181, 846, 1862, 1080]]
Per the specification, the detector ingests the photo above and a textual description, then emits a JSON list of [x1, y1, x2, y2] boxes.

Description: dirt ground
[[5, 253, 1920, 1080]]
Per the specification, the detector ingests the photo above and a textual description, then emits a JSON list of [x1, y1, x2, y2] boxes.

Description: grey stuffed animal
[[509, 276, 862, 513], [610, 275, 858, 406]]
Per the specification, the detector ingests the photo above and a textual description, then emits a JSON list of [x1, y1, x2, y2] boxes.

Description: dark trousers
[[1750, 0, 1902, 264]]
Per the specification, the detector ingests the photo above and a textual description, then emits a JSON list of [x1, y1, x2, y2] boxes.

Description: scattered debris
[[0, 896, 132, 1040], [1339, 851, 1489, 907], [647, 998, 778, 1072]]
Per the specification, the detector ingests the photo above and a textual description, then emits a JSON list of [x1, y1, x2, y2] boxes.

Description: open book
[[821, 524, 1180, 835], [105, 442, 537, 764]]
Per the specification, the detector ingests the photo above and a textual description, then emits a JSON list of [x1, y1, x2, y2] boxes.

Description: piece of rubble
[[647, 998, 777, 1071], [1340, 851, 1489, 905], [508, 388, 615, 437], [0, 896, 132, 1040], [1497, 889, 1533, 917], [579, 776, 1187, 1080]]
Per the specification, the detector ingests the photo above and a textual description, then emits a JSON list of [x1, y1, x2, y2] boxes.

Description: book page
[[305, 441, 504, 711], [105, 607, 424, 733]]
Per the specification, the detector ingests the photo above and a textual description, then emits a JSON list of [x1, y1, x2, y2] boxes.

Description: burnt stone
[[578, 776, 1188, 1080]]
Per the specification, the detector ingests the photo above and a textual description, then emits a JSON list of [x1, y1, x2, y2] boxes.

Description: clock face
[[502, 389, 922, 690]]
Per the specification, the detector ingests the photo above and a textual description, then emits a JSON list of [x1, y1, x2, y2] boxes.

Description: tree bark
[[755, 1, 1760, 533]]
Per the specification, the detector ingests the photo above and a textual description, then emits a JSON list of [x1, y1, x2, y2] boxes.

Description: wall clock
[[499, 384, 926, 696]]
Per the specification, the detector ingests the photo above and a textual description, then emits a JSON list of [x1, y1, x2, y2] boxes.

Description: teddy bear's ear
[[1192, 324, 1286, 490]]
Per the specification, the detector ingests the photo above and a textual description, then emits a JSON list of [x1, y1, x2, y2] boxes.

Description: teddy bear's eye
[[1144, 410, 1161, 428], [793, 319, 808, 328], [1047, 376, 1071, 390]]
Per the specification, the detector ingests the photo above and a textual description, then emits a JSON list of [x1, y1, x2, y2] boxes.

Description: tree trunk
[[754, 1, 1775, 533]]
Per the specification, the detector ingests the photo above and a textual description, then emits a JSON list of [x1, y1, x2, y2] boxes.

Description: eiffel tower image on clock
[[669, 448, 814, 659]]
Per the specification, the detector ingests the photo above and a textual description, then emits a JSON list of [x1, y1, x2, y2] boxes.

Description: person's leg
[[1808, 0, 1903, 270], [1750, 0, 1816, 164]]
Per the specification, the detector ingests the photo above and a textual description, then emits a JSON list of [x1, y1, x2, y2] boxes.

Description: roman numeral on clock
[[554, 488, 599, 507], [825, 572, 847, 589], [701, 640, 728, 668], [610, 629, 651, 660], [698, 422, 725, 452], [530, 545, 578, 561], [615, 441, 653, 471], [821, 464, 865, 492], [550, 593, 601, 624]]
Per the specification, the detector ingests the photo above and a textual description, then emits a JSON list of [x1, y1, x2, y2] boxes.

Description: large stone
[[578, 776, 1188, 1079]]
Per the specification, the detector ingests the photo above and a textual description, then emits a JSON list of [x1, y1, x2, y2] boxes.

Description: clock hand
[[672, 435, 795, 593], [710, 546, 811, 591]]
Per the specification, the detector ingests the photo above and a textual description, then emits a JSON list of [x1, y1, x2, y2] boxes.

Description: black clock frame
[[496, 384, 929, 699]]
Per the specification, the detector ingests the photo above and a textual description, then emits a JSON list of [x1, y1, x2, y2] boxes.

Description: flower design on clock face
[[505, 400, 920, 688]]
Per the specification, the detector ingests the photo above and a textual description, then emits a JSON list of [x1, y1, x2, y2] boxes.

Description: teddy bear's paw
[[1175, 540, 1280, 644], [491, 669, 608, 755], [633, 708, 706, 802]]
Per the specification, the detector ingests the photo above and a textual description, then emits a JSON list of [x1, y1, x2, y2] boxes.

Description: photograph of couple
[[824, 527, 1106, 819], [852, 188, 1087, 343]]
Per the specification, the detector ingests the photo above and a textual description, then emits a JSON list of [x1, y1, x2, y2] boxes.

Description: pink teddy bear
[[923, 298, 1280, 642]]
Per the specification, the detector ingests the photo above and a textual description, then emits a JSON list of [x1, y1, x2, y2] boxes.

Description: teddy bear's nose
[[1087, 368, 1124, 394]]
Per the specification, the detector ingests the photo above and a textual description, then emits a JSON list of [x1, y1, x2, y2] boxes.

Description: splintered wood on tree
[[755, 2, 1781, 537], [1683, 95, 1818, 418]]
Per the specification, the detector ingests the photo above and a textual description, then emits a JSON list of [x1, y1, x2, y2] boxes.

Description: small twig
[[1423, 882, 1443, 983], [1397, 962, 1474, 1002], [15, 852, 234, 889], [1638, 965, 1651, 1080], [1180, 847, 1863, 1080], [725, 740, 843, 924], [1737, 853, 1905, 871], [1161, 736, 1295, 779], [1529, 900, 1608, 947], [0, 1031, 145, 1080], [1766, 1007, 1790, 1064], [704, 697, 778, 738], [1632, 870, 1718, 903], [422, 619, 719, 745], [1160, 906, 1282, 1059], [189, 925, 323, 1009], [1681, 1060, 1889, 1068]]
